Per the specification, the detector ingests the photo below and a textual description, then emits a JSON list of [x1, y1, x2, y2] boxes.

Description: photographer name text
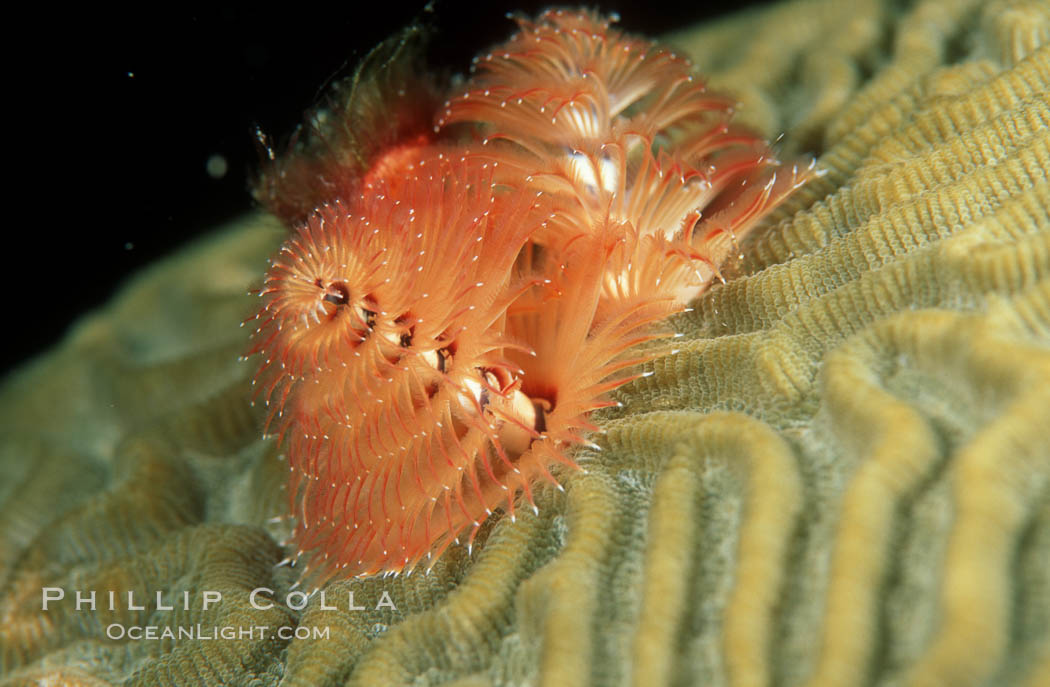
[[41, 587, 396, 612]]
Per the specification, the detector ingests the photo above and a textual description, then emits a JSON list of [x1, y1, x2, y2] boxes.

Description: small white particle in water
[[206, 154, 228, 179]]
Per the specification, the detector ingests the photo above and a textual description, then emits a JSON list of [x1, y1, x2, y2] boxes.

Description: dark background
[[6, 1, 772, 377]]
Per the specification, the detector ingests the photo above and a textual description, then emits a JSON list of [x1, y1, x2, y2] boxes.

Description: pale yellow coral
[[2, 0, 1050, 685]]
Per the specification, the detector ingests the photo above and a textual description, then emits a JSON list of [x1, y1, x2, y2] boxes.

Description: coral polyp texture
[[250, 9, 812, 582], [2, 0, 1050, 686]]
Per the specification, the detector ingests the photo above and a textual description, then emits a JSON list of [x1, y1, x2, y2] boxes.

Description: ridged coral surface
[[1, 0, 1049, 685]]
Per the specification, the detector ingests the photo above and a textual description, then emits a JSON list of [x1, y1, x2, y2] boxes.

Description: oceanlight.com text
[[105, 624, 331, 641]]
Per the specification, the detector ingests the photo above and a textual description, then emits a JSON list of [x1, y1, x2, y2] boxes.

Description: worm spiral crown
[[249, 8, 815, 582]]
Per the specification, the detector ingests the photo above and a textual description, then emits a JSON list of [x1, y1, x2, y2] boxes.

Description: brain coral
[[1, 0, 1049, 686]]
